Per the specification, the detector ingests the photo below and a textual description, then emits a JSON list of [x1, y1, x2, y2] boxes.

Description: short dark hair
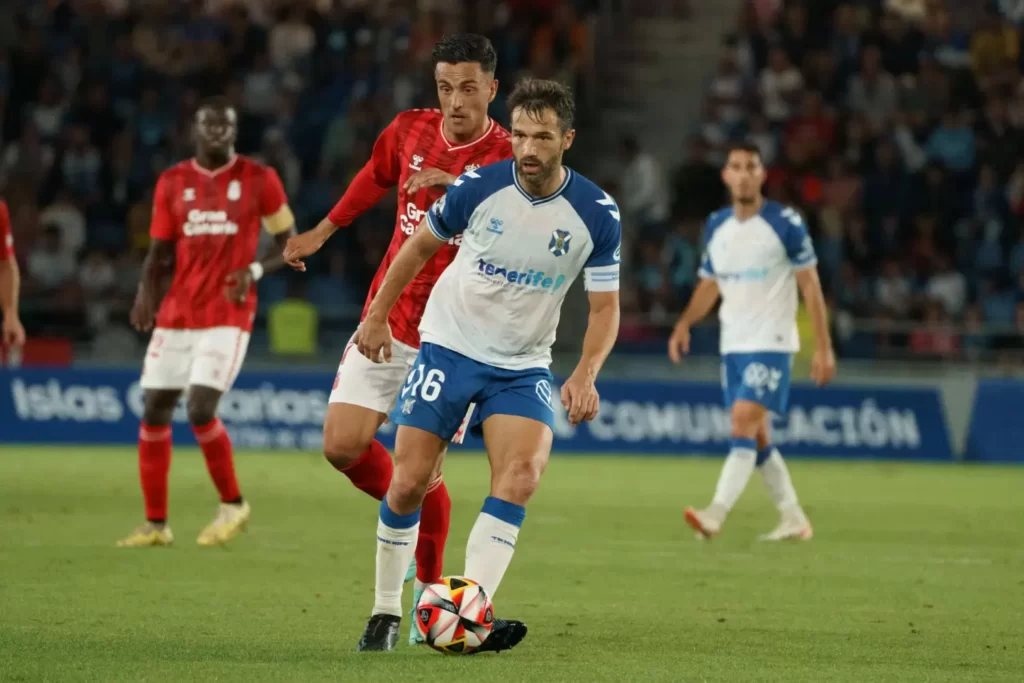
[[197, 95, 234, 115], [431, 33, 497, 74], [506, 79, 575, 132], [724, 140, 761, 161]]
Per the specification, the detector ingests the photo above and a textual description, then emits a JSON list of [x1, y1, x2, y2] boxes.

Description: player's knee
[[730, 402, 763, 438], [493, 457, 544, 506], [185, 398, 217, 427], [322, 421, 372, 469], [142, 391, 177, 426], [388, 467, 430, 509]]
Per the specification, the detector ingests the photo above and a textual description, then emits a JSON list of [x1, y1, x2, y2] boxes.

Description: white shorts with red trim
[[140, 327, 250, 393], [328, 334, 473, 444]]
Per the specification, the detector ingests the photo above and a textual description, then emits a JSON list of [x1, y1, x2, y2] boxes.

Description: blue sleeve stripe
[[425, 211, 450, 241]]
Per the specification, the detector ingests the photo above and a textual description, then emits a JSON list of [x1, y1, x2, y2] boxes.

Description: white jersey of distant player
[[698, 200, 817, 354], [424, 159, 621, 370]]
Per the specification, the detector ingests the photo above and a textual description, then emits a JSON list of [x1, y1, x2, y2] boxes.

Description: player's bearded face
[[435, 62, 497, 140], [511, 107, 575, 188], [722, 151, 765, 204]]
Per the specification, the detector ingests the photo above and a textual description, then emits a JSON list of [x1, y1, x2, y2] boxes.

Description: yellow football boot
[[116, 522, 174, 547], [197, 501, 250, 547]]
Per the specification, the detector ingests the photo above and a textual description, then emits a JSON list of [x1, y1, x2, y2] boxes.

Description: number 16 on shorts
[[400, 363, 446, 413]]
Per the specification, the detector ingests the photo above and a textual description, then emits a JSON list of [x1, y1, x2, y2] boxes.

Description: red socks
[[339, 439, 393, 500], [138, 424, 172, 522], [416, 476, 451, 584], [338, 439, 451, 582], [193, 418, 241, 503]]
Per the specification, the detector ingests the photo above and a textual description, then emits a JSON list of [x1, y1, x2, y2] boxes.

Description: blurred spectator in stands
[[709, 44, 750, 130], [30, 76, 68, 144], [108, 34, 142, 118], [910, 299, 960, 357], [976, 97, 1018, 180], [876, 258, 913, 318], [71, 83, 122, 151], [135, 86, 169, 154], [79, 249, 116, 331], [270, 5, 317, 73], [258, 128, 301, 197], [39, 190, 85, 256], [671, 136, 723, 220], [877, 11, 924, 77], [922, 7, 971, 71], [56, 124, 103, 202], [778, 2, 814, 67], [863, 140, 906, 226], [25, 224, 77, 297], [760, 46, 803, 124], [836, 262, 873, 317], [805, 48, 844, 106], [927, 253, 968, 318], [1008, 230, 1024, 278], [843, 210, 875, 274], [909, 212, 941, 275], [980, 275, 1017, 326], [830, 4, 864, 80], [998, 0, 1024, 25], [619, 136, 670, 240], [2, 120, 54, 191], [786, 90, 835, 161], [970, 6, 1019, 87], [887, 0, 928, 25], [995, 301, 1024, 367], [927, 109, 976, 175], [746, 111, 778, 165], [243, 50, 279, 117], [847, 45, 899, 131], [634, 240, 667, 316], [725, 4, 769, 77], [663, 219, 698, 305]]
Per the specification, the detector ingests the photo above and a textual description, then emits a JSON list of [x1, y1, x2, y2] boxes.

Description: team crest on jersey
[[183, 188, 195, 202], [464, 163, 480, 173], [409, 154, 424, 171], [227, 180, 241, 201], [488, 218, 504, 235], [401, 398, 416, 415], [549, 230, 571, 256]]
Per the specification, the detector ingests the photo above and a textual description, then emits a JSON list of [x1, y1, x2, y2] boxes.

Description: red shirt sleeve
[[150, 173, 175, 241], [259, 166, 288, 217], [0, 201, 12, 260], [326, 114, 403, 227]]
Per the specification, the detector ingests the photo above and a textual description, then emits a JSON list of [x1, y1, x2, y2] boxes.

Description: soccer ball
[[414, 576, 494, 654]]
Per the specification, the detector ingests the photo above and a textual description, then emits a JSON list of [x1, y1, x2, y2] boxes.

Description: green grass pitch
[[1, 447, 1022, 682]]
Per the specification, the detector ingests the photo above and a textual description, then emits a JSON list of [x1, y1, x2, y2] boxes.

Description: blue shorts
[[390, 343, 555, 440], [721, 352, 792, 414]]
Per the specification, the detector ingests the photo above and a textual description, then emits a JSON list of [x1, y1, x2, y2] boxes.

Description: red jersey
[[0, 200, 13, 260], [150, 156, 290, 332], [327, 109, 512, 347]]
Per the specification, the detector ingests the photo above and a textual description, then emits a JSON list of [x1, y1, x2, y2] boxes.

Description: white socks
[[464, 496, 525, 600], [372, 501, 420, 617], [711, 438, 758, 513], [759, 448, 801, 513]]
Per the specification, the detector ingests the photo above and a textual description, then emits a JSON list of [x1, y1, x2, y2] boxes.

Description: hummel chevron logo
[[597, 192, 620, 221]]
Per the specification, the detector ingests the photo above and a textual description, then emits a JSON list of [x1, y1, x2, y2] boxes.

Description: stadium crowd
[[0, 0, 597, 353], [630, 0, 1024, 362]]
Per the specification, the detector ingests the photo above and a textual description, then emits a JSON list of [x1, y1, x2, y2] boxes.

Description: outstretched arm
[[354, 221, 446, 363]]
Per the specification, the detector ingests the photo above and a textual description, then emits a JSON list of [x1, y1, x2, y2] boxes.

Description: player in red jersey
[[283, 34, 512, 644], [0, 199, 26, 348], [118, 98, 297, 548]]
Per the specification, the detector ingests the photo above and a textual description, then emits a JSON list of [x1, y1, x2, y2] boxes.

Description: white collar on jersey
[[190, 155, 238, 177], [512, 162, 573, 206], [439, 118, 496, 151]]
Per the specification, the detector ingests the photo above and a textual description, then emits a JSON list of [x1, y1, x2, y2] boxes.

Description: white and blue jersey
[[699, 201, 816, 413], [391, 159, 622, 439]]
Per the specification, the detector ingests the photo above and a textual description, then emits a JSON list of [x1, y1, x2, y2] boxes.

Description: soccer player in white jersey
[[668, 141, 836, 541], [351, 79, 621, 652]]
